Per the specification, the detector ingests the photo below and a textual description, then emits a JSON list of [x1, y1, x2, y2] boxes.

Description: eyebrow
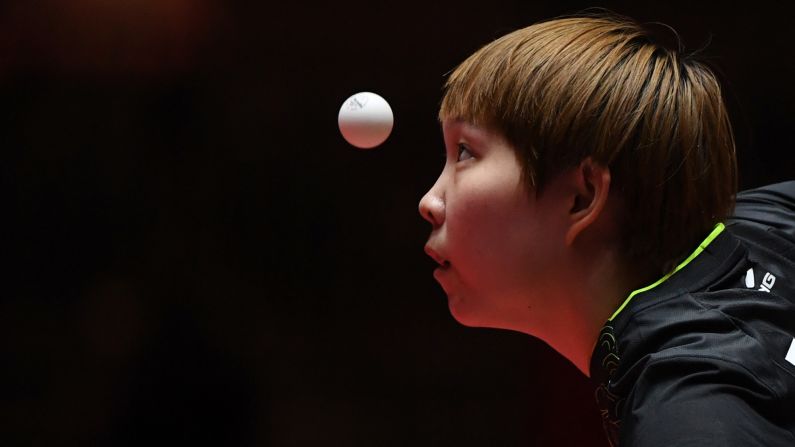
[[456, 123, 492, 145]]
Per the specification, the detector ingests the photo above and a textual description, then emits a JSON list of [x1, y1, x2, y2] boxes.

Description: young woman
[[419, 13, 795, 446]]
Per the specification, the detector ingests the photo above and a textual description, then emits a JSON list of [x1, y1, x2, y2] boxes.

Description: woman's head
[[437, 12, 737, 275]]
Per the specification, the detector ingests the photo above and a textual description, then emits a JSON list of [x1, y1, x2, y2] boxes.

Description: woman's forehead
[[442, 118, 487, 134], [442, 119, 507, 144]]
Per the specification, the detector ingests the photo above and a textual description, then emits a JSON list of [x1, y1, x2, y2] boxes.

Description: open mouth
[[424, 246, 450, 270]]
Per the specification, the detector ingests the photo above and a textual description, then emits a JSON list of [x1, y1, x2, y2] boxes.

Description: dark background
[[2, 1, 793, 446]]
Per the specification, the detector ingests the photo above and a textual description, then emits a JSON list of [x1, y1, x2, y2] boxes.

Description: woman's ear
[[565, 158, 611, 246]]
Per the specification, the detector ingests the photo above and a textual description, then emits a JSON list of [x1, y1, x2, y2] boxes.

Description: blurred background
[[2, 1, 792, 445]]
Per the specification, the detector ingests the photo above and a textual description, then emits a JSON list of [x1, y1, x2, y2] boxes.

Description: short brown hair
[[439, 13, 737, 274]]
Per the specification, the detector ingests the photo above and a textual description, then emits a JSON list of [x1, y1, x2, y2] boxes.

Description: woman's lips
[[424, 245, 448, 267], [433, 261, 452, 294], [433, 262, 449, 276], [425, 245, 452, 290]]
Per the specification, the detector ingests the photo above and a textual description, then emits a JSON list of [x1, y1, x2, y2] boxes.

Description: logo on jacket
[[744, 268, 776, 292]]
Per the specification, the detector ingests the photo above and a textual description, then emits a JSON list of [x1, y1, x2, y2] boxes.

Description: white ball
[[338, 92, 394, 149]]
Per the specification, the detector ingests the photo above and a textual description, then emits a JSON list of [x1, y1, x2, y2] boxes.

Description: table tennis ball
[[338, 92, 394, 149]]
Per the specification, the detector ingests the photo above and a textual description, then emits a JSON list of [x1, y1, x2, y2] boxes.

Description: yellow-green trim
[[608, 223, 726, 321]]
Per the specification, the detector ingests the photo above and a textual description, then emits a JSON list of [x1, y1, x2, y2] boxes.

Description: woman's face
[[419, 120, 566, 330]]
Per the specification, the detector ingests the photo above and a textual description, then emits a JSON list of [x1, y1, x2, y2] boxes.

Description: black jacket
[[590, 181, 795, 447]]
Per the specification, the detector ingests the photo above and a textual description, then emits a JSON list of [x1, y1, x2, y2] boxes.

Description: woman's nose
[[419, 186, 445, 229]]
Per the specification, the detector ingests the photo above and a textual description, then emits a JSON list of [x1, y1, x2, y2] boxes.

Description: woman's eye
[[457, 143, 473, 162]]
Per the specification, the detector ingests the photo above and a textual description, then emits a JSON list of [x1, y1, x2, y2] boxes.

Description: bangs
[[438, 42, 508, 128]]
